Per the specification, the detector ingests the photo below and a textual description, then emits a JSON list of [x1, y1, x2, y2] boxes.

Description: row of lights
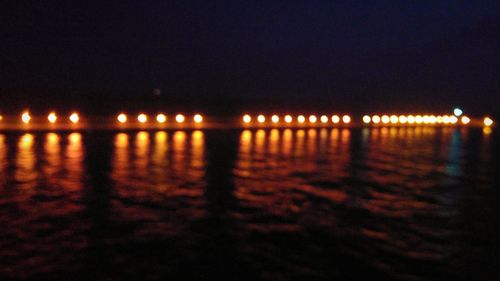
[[362, 115, 494, 127], [0, 111, 494, 127], [243, 114, 352, 124], [18, 111, 80, 124], [117, 113, 203, 124], [361, 115, 465, 125]]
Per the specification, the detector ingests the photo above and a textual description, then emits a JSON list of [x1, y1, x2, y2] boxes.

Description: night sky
[[1, 1, 499, 116]]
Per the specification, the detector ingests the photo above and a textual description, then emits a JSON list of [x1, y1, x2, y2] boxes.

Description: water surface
[[0, 128, 499, 281]]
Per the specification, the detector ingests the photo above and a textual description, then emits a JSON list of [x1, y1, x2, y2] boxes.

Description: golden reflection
[[255, 129, 266, 156], [319, 128, 328, 148], [294, 129, 305, 157], [172, 131, 187, 174], [0, 135, 6, 183], [282, 129, 293, 156], [65, 133, 83, 190], [240, 130, 252, 155], [150, 131, 169, 191], [234, 127, 354, 222], [152, 131, 168, 170], [113, 133, 130, 181], [43, 133, 61, 183], [15, 134, 37, 189], [307, 129, 317, 155], [341, 129, 350, 144], [483, 127, 492, 135], [237, 130, 253, 175], [269, 129, 280, 155], [190, 130, 205, 179], [135, 131, 150, 177]]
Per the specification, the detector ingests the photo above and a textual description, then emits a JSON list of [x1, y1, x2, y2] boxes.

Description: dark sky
[[1, 1, 499, 116]]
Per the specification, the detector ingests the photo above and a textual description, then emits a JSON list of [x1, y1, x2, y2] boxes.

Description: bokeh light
[[175, 114, 185, 123], [138, 113, 147, 123], [48, 112, 57, 123], [156, 114, 167, 123]]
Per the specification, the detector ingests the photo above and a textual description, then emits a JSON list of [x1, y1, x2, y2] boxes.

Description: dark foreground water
[[0, 128, 499, 281]]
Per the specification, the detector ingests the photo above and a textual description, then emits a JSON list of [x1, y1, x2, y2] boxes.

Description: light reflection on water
[[0, 128, 498, 281]]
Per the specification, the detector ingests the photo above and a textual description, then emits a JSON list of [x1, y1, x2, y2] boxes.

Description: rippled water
[[0, 128, 499, 281]]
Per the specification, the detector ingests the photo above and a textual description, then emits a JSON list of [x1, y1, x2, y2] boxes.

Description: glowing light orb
[[342, 115, 351, 124], [390, 115, 399, 124], [429, 115, 437, 124], [484, 117, 493, 127], [450, 116, 458, 124], [331, 115, 340, 124], [69, 113, 79, 123], [362, 115, 371, 124], [454, 108, 463, 117], [415, 115, 423, 124], [22, 112, 31, 124], [398, 115, 407, 124], [297, 115, 305, 123], [156, 114, 167, 123], [117, 113, 127, 123], [320, 115, 328, 123], [0, 115, 2, 121], [138, 114, 147, 123], [284, 115, 293, 123], [461, 116, 470, 125], [381, 115, 390, 124], [407, 115, 415, 124], [194, 114, 203, 123], [175, 114, 185, 123], [243, 115, 252, 123], [372, 115, 381, 124], [257, 115, 265, 123], [48, 112, 57, 123], [437, 116, 444, 124], [309, 115, 317, 123], [271, 115, 279, 123]]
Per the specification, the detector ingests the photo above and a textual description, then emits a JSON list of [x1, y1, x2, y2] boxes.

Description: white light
[[342, 115, 351, 124], [320, 115, 328, 123], [69, 113, 79, 123], [331, 115, 340, 124], [297, 115, 305, 123], [138, 114, 147, 123], [22, 112, 31, 124], [284, 115, 292, 123], [156, 114, 167, 123], [257, 115, 265, 123], [117, 113, 127, 123], [243, 115, 251, 123], [175, 114, 185, 123], [309, 115, 317, 123], [461, 116, 470, 125], [271, 115, 279, 123], [362, 115, 371, 124], [194, 114, 203, 123], [454, 108, 463, 117], [381, 115, 390, 124], [372, 115, 381, 124], [484, 117, 493, 127], [48, 112, 57, 123], [399, 115, 407, 124]]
